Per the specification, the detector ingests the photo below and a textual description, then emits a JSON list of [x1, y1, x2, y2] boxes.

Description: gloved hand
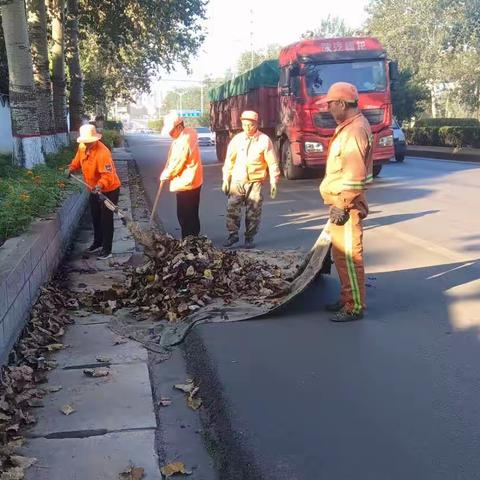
[[270, 183, 277, 199], [329, 205, 349, 225], [92, 185, 102, 195], [64, 167, 71, 178], [160, 171, 169, 182], [222, 178, 231, 196]]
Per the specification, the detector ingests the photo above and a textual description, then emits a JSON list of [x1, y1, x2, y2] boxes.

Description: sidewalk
[[19, 150, 161, 479], [407, 144, 480, 162]]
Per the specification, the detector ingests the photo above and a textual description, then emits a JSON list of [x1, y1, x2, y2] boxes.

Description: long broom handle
[[149, 180, 165, 225]]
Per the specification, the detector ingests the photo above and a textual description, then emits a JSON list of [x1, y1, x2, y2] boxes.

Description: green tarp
[[209, 59, 280, 102]]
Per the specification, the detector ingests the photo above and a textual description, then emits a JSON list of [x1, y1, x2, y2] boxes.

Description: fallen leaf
[[96, 356, 112, 363], [83, 368, 110, 378], [187, 396, 202, 410], [160, 462, 192, 477], [0, 467, 25, 480], [45, 385, 62, 393], [186, 266, 195, 276], [46, 343, 65, 352], [60, 404, 75, 416], [159, 397, 172, 407], [119, 464, 145, 479], [203, 269, 213, 280], [10, 455, 37, 469], [174, 381, 195, 394], [113, 336, 128, 346]]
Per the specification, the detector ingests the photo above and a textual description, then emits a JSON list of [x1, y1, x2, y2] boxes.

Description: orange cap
[[240, 110, 259, 122], [323, 82, 359, 103]]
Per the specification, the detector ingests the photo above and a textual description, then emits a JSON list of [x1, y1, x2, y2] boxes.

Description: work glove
[[270, 183, 277, 200], [92, 185, 102, 195], [64, 167, 71, 178], [329, 205, 349, 226], [221, 178, 231, 196], [160, 171, 169, 182]]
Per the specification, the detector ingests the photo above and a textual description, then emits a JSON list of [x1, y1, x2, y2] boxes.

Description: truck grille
[[314, 108, 385, 129]]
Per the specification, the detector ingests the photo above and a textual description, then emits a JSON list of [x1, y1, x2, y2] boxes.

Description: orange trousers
[[329, 208, 365, 313]]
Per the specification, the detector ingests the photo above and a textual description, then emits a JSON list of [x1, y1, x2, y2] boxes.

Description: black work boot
[[223, 234, 239, 248], [330, 308, 364, 323], [244, 237, 255, 249], [325, 300, 344, 312]]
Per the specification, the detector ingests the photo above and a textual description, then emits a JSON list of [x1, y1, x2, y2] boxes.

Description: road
[[128, 133, 480, 480]]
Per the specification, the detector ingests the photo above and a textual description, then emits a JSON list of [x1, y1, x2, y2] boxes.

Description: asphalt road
[[128, 133, 480, 480]]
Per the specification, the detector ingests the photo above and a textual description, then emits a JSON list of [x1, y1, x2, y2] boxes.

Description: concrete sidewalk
[[20, 150, 162, 480]]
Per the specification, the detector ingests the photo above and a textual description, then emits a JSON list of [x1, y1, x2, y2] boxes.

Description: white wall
[[0, 95, 13, 155]]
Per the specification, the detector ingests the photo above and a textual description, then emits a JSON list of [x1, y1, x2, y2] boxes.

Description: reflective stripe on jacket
[[320, 113, 373, 212], [223, 131, 280, 184], [162, 127, 203, 192], [69, 141, 121, 192]]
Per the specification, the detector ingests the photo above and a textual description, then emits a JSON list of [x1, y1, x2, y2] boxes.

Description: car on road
[[195, 127, 215, 146], [392, 118, 406, 162]]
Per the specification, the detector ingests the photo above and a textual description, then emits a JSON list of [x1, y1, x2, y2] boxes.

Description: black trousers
[[89, 188, 120, 253], [176, 186, 201, 238]]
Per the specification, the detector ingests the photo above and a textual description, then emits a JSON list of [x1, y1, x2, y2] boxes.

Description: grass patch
[[0, 146, 80, 245]]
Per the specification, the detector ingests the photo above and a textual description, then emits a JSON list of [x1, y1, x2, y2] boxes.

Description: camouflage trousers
[[226, 181, 263, 239]]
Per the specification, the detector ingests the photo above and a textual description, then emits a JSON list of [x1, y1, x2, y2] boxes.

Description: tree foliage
[[78, 0, 207, 113], [302, 15, 359, 39], [236, 43, 281, 74]]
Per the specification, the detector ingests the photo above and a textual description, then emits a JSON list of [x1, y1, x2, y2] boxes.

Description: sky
[[147, 0, 370, 105]]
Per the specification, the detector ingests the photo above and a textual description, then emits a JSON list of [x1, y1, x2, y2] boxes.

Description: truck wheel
[[373, 165, 383, 178], [281, 141, 304, 180]]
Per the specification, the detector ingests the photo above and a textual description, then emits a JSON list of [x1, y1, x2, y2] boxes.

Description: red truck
[[210, 37, 397, 179]]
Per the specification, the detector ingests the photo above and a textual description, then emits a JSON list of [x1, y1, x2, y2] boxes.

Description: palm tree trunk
[[49, 0, 69, 145], [0, 0, 44, 167], [26, 0, 58, 153], [65, 0, 82, 139]]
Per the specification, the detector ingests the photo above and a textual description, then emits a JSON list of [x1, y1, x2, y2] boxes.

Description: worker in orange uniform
[[222, 110, 281, 249], [319, 82, 373, 322], [68, 124, 122, 260], [160, 113, 203, 238]]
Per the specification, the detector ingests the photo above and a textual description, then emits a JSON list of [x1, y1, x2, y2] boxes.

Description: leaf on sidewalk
[[0, 467, 25, 480], [160, 462, 192, 477], [45, 385, 62, 393], [83, 368, 110, 378], [159, 397, 172, 407], [174, 381, 195, 394], [113, 336, 128, 346], [46, 343, 65, 352], [119, 464, 145, 479], [187, 396, 202, 411], [96, 356, 112, 363], [10, 455, 37, 469], [60, 404, 75, 416]]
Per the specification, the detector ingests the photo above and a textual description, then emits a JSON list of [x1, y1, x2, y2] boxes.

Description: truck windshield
[[305, 60, 387, 97]]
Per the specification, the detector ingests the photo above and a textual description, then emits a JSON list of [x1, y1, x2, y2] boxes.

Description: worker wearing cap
[[319, 82, 373, 322], [160, 113, 203, 238], [68, 124, 121, 260], [222, 110, 280, 249]]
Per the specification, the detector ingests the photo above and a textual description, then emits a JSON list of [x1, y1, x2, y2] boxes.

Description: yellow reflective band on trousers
[[344, 217, 362, 312]]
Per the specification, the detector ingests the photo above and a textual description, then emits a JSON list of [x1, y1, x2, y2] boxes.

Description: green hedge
[[405, 126, 480, 148], [148, 119, 164, 132], [415, 117, 480, 127], [104, 120, 123, 130], [102, 129, 123, 150]]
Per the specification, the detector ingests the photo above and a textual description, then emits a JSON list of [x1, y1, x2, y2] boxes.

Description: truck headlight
[[379, 135, 394, 147], [305, 142, 324, 153]]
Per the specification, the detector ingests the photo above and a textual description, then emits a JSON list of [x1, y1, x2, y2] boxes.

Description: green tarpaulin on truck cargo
[[209, 59, 280, 102]]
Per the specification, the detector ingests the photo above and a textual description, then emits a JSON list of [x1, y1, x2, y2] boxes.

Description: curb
[[407, 146, 480, 162]]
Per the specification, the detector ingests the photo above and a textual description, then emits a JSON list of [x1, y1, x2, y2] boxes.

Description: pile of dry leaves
[[114, 228, 295, 322], [0, 281, 76, 478]]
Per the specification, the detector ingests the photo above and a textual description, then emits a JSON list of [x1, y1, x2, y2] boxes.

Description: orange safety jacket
[[223, 130, 281, 185], [69, 141, 121, 193], [162, 127, 203, 192], [320, 112, 373, 215]]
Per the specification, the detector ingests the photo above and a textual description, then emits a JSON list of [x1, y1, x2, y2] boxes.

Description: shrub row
[[102, 129, 123, 150], [415, 117, 480, 127], [404, 126, 480, 148], [104, 120, 123, 131]]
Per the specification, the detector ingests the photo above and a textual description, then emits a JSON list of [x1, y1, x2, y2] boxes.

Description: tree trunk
[[49, 0, 69, 145], [65, 0, 82, 140], [26, 0, 58, 153], [0, 0, 44, 167]]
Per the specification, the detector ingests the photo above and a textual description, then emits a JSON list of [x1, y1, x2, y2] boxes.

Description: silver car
[[195, 127, 215, 146]]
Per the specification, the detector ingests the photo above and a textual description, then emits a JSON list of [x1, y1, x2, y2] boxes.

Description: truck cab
[[278, 37, 396, 179]]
